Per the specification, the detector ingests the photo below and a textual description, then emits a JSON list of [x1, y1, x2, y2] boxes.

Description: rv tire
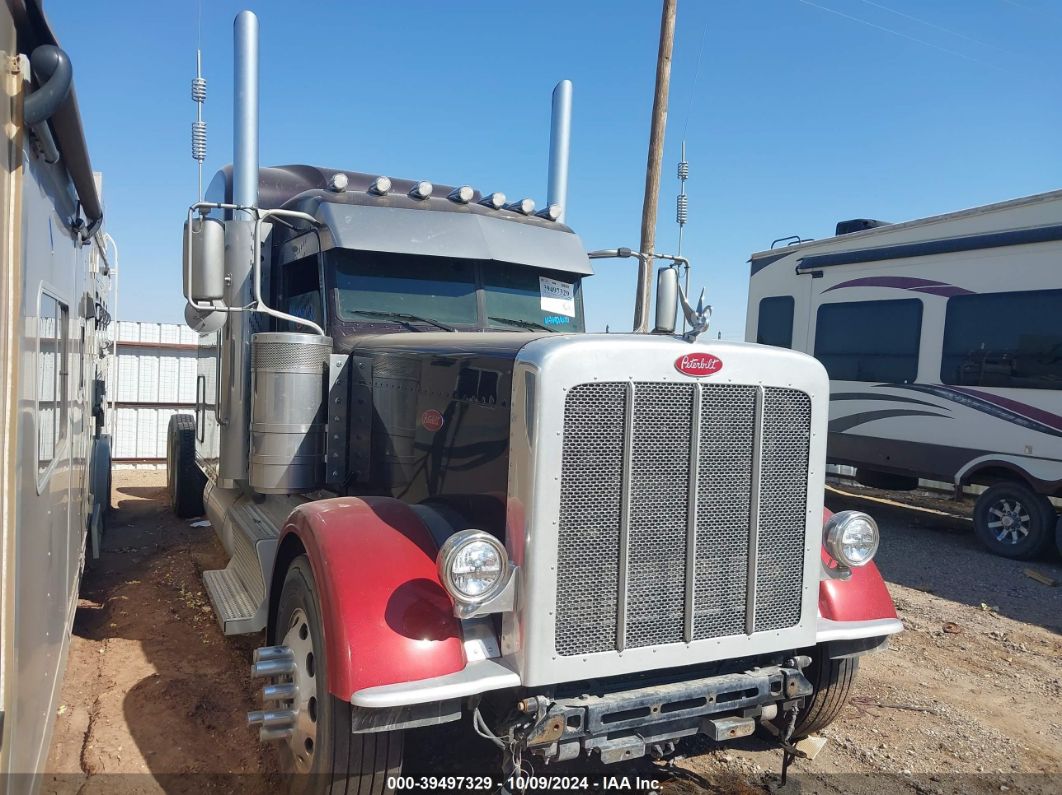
[[166, 414, 205, 518], [274, 556, 404, 794], [973, 482, 1055, 560]]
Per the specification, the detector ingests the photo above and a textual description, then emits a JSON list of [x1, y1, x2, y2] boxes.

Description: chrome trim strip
[[745, 385, 766, 634], [815, 617, 904, 643], [350, 659, 521, 709], [616, 381, 635, 652], [683, 384, 702, 643]]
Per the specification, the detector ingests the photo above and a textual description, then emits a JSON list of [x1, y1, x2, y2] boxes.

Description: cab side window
[[283, 259, 323, 328]]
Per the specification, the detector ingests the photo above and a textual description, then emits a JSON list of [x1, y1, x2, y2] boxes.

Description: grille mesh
[[555, 383, 626, 656], [754, 387, 812, 632], [555, 381, 812, 656], [626, 384, 693, 648], [694, 385, 756, 640]]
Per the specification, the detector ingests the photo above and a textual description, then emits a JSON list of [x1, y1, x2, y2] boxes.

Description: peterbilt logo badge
[[675, 353, 723, 377], [421, 409, 445, 432]]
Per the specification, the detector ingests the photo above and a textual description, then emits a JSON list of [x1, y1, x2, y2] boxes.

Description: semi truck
[[169, 10, 901, 791], [747, 193, 1062, 560]]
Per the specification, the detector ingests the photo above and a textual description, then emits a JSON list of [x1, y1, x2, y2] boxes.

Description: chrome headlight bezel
[[823, 510, 880, 568], [436, 529, 510, 607]]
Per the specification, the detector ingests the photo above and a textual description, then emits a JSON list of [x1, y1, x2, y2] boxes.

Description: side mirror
[[653, 266, 678, 334], [183, 216, 226, 302]]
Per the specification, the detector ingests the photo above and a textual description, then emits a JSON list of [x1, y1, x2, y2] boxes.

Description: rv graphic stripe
[[823, 276, 974, 297], [828, 408, 951, 434], [881, 384, 1062, 439]]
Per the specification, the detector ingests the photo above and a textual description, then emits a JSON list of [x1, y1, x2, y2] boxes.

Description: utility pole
[[635, 0, 678, 333]]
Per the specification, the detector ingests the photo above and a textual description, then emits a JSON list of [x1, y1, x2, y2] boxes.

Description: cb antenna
[[675, 140, 690, 331], [191, 45, 207, 201], [676, 139, 688, 256]]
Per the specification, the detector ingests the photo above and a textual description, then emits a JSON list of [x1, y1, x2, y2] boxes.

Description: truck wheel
[[274, 556, 404, 794], [789, 654, 859, 739], [973, 482, 1055, 560], [166, 414, 205, 518]]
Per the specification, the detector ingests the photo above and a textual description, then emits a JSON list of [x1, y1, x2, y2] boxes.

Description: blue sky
[[49, 0, 1062, 339]]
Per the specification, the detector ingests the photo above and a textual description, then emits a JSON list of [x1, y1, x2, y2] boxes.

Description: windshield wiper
[[488, 316, 554, 332], [346, 309, 455, 332]]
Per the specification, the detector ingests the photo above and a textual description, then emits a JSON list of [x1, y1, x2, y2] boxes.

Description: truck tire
[[973, 482, 1055, 560], [790, 654, 859, 739], [273, 556, 404, 794], [166, 414, 205, 518]]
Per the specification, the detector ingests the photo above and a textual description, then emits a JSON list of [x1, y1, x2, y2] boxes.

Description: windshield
[[483, 263, 585, 333], [330, 251, 585, 331], [333, 251, 478, 327]]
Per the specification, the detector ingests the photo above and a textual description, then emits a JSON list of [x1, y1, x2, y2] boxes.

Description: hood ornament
[[677, 284, 711, 341]]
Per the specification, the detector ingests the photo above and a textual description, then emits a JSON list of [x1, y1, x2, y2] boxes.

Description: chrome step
[[203, 567, 262, 635], [202, 499, 279, 635]]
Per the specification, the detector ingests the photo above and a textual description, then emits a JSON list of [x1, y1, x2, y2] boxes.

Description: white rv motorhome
[[747, 191, 1062, 560], [0, 0, 114, 786]]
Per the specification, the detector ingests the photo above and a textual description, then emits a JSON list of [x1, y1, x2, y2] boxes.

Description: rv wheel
[[273, 556, 404, 794], [973, 482, 1055, 560], [166, 414, 205, 518]]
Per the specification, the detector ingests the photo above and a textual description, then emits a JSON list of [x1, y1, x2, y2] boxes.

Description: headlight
[[823, 510, 880, 567], [437, 530, 509, 605]]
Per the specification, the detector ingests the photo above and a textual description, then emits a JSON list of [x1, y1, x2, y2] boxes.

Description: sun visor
[[313, 203, 593, 275]]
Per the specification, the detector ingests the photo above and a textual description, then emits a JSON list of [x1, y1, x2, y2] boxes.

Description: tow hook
[[247, 645, 299, 741]]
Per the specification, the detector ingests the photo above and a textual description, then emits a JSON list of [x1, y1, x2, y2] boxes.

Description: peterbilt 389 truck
[[169, 10, 901, 792]]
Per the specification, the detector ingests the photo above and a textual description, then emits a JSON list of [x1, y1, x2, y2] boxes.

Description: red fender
[[280, 497, 465, 700], [818, 508, 897, 622]]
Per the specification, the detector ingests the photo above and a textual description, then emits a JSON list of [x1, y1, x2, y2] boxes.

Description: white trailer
[[747, 190, 1062, 559]]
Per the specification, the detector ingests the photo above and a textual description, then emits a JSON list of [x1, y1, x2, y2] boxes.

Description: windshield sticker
[[544, 315, 570, 326], [539, 277, 575, 317]]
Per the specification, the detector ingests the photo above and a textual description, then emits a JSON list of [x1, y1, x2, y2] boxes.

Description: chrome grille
[[555, 382, 811, 656], [555, 383, 626, 656]]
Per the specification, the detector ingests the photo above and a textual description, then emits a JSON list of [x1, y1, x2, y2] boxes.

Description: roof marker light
[[505, 198, 536, 215], [536, 203, 562, 221], [448, 185, 475, 204], [368, 176, 392, 196], [409, 181, 433, 200], [479, 191, 506, 209], [328, 172, 349, 192]]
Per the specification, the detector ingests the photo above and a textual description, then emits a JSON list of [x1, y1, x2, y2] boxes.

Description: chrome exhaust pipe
[[546, 79, 572, 224]]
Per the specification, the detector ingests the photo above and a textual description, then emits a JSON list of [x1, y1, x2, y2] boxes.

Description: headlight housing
[[437, 530, 510, 606], [823, 510, 880, 568]]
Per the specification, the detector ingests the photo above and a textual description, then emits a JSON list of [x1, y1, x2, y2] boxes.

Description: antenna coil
[[192, 120, 207, 162], [676, 193, 688, 226]]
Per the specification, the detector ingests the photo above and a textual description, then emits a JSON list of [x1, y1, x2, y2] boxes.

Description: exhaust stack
[[233, 10, 259, 209], [546, 80, 572, 224], [218, 10, 260, 484]]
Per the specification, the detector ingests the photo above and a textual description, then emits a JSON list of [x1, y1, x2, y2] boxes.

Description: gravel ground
[[43, 472, 1062, 794]]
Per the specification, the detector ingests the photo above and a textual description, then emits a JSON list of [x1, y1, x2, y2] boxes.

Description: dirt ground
[[44, 471, 1061, 794]]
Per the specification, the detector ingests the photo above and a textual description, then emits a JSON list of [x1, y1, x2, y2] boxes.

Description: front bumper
[[519, 663, 813, 764]]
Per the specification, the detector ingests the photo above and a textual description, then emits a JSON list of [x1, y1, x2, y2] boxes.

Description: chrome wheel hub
[[247, 608, 319, 772], [986, 499, 1030, 545]]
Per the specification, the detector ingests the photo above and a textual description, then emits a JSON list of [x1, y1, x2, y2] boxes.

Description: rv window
[[37, 292, 69, 476], [814, 299, 922, 383], [757, 296, 794, 348], [941, 290, 1062, 391]]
